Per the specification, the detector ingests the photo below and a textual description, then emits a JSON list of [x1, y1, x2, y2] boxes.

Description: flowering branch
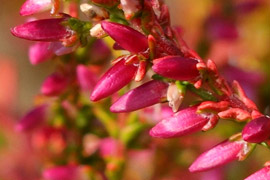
[[11, 0, 270, 179]]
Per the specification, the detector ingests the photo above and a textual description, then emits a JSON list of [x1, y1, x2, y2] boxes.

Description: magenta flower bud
[[76, 65, 98, 91], [242, 116, 270, 143], [90, 60, 137, 101], [149, 106, 210, 138], [110, 80, 168, 113], [20, 0, 51, 16], [41, 73, 69, 96], [101, 21, 148, 53], [29, 42, 54, 65], [43, 165, 79, 180], [11, 18, 72, 41], [245, 166, 270, 180], [189, 140, 245, 172], [152, 56, 199, 81], [15, 104, 48, 132]]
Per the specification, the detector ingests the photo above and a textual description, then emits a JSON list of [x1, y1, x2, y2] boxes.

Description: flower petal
[[189, 140, 244, 172], [110, 80, 168, 112], [90, 60, 137, 101], [152, 56, 199, 81], [11, 18, 72, 41], [150, 106, 209, 138], [101, 21, 148, 53]]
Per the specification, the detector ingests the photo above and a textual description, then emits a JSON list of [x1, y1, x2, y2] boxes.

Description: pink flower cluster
[[11, 0, 270, 179]]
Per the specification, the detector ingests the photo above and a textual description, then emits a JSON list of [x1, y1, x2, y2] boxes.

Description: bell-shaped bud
[[43, 165, 79, 180], [110, 80, 168, 113], [90, 60, 137, 101], [152, 56, 199, 81], [41, 73, 69, 96], [15, 104, 48, 132], [245, 166, 270, 180], [101, 21, 148, 53], [242, 116, 270, 143], [76, 65, 98, 92], [11, 18, 72, 41], [189, 140, 245, 172], [149, 106, 210, 138], [20, 0, 52, 16], [29, 42, 54, 65]]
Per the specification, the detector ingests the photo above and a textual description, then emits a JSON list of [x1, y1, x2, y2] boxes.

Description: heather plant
[[10, 0, 270, 179]]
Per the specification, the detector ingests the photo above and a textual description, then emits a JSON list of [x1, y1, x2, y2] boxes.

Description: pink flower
[[205, 16, 238, 41], [15, 104, 48, 132], [189, 140, 245, 172], [99, 138, 122, 158], [149, 106, 210, 138], [41, 73, 70, 96], [29, 42, 54, 65], [76, 65, 98, 92], [20, 0, 52, 16], [242, 116, 270, 143], [110, 80, 168, 113], [101, 21, 148, 53], [244, 166, 270, 180], [90, 59, 137, 101], [11, 18, 72, 41], [152, 56, 199, 81], [43, 165, 79, 180]]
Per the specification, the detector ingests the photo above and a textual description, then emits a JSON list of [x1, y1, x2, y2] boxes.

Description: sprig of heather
[[84, 0, 270, 178], [11, 0, 269, 179]]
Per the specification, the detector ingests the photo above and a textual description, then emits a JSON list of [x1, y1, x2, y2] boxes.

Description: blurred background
[[0, 0, 270, 179]]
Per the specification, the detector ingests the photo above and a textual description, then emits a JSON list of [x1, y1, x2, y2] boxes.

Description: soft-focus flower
[[29, 42, 54, 65], [242, 116, 270, 143], [11, 18, 72, 41], [101, 21, 148, 53], [244, 166, 270, 180], [234, 1, 263, 15], [15, 104, 48, 132], [90, 59, 137, 101], [205, 16, 238, 41], [152, 56, 199, 81], [41, 72, 70, 96], [222, 65, 264, 102], [149, 106, 211, 138], [43, 165, 79, 180], [20, 0, 52, 16], [76, 65, 98, 92], [110, 80, 168, 113], [99, 138, 123, 158], [89, 39, 111, 63], [189, 140, 245, 172]]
